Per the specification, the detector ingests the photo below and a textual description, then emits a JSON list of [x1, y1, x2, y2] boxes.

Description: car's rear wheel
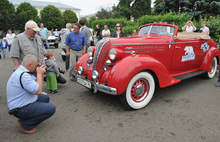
[[119, 72, 155, 110], [203, 57, 217, 79]]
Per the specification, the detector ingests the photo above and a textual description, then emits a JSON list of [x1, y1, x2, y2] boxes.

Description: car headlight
[[92, 70, 99, 80], [87, 47, 93, 57], [109, 48, 116, 60], [78, 66, 84, 75]]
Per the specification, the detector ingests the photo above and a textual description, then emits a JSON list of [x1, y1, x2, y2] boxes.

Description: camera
[[8, 109, 17, 115]]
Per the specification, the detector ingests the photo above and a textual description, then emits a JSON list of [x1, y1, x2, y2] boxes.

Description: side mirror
[[173, 36, 177, 40]]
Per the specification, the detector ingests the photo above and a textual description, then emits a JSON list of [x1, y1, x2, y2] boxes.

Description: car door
[[171, 39, 201, 71]]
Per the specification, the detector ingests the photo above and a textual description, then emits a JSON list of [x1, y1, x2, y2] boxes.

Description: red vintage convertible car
[[75, 23, 220, 109]]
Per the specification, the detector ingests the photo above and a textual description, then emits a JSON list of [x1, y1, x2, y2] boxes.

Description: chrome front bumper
[[75, 75, 117, 95]]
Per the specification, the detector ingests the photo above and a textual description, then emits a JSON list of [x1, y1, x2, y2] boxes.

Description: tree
[[88, 16, 96, 27], [132, 0, 151, 20], [0, 0, 16, 33], [112, 0, 151, 21], [15, 2, 39, 32], [40, 5, 64, 30], [117, 0, 133, 20], [153, 0, 220, 20], [63, 10, 78, 25], [95, 6, 113, 20]]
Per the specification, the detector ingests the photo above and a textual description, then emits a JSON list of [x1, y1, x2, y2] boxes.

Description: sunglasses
[[116, 26, 121, 27]]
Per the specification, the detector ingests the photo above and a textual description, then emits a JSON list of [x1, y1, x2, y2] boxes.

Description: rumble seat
[[177, 32, 210, 40]]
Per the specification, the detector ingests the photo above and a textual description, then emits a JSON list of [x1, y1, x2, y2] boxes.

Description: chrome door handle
[[175, 46, 181, 49]]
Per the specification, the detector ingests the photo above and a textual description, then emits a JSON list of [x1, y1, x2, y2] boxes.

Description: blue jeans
[[2, 47, 6, 58], [8, 45, 11, 52], [218, 71, 220, 82], [13, 94, 56, 130], [43, 40, 50, 49], [96, 35, 100, 41]]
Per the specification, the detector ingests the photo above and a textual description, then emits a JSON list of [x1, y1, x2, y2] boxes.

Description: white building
[[8, 0, 81, 21]]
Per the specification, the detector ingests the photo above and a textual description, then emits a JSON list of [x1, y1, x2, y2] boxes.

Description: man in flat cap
[[10, 20, 46, 71]]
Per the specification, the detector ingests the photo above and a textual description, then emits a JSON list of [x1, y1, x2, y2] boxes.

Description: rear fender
[[199, 47, 220, 72], [104, 55, 173, 94]]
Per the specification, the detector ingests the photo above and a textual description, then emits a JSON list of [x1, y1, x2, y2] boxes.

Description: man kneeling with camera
[[6, 54, 56, 134]]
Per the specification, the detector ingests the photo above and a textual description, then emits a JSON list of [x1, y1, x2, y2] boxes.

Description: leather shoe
[[18, 124, 37, 134]]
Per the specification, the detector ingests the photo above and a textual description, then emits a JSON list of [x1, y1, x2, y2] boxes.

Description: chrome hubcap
[[135, 84, 144, 96]]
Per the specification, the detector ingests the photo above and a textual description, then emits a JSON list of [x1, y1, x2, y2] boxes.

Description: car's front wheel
[[120, 72, 155, 110], [203, 57, 217, 79]]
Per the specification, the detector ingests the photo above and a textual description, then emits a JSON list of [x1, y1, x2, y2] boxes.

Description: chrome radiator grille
[[92, 38, 110, 75]]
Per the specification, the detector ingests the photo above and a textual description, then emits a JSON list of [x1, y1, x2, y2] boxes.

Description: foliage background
[[63, 10, 78, 27], [40, 5, 64, 30], [1, 0, 220, 42], [15, 2, 40, 32], [0, 0, 16, 33]]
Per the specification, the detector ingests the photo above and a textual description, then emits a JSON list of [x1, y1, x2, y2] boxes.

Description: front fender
[[199, 47, 220, 72], [101, 54, 175, 95]]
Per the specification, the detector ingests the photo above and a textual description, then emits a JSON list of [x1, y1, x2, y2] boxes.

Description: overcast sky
[[34, 0, 155, 16]]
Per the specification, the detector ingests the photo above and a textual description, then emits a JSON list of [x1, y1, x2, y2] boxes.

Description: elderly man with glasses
[[65, 23, 87, 81], [10, 20, 46, 71]]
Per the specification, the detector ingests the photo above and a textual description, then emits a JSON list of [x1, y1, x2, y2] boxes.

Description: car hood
[[48, 36, 57, 40]]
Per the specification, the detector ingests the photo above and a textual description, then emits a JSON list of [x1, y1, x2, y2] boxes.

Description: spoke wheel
[[120, 72, 155, 110]]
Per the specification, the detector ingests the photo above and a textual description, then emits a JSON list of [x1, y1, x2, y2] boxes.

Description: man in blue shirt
[[6, 54, 56, 134], [40, 23, 50, 49], [65, 23, 87, 80]]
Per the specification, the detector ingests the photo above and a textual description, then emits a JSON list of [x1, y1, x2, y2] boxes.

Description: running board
[[173, 70, 207, 81]]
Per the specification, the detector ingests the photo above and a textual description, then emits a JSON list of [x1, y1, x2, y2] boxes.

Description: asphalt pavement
[[0, 46, 220, 142]]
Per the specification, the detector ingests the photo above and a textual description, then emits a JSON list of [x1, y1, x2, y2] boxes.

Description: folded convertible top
[[177, 32, 211, 40]]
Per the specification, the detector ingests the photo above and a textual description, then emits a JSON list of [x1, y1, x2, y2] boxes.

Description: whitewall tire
[[204, 57, 217, 79], [120, 72, 155, 110]]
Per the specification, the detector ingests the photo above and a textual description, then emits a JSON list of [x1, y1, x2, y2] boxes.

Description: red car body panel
[[75, 23, 220, 95]]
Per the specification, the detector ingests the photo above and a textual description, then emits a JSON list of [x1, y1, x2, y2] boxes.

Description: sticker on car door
[[181, 46, 195, 62], [201, 42, 209, 52]]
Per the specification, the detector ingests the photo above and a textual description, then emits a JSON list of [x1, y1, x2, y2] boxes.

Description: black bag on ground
[[57, 75, 66, 84], [43, 74, 66, 84]]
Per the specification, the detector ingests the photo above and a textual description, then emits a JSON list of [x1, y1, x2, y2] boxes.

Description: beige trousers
[[69, 49, 83, 78]]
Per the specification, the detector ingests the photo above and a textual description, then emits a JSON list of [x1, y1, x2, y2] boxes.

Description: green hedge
[[138, 11, 192, 32], [123, 25, 140, 37], [197, 16, 220, 42], [91, 12, 220, 41], [91, 18, 136, 37]]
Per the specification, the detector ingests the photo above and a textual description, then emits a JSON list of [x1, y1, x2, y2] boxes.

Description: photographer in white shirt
[[182, 20, 196, 32]]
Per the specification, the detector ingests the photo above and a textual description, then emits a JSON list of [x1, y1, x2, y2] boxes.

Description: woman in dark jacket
[[112, 23, 125, 38]]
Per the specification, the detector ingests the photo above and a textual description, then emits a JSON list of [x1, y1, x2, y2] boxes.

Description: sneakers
[[215, 81, 220, 87], [18, 124, 37, 134]]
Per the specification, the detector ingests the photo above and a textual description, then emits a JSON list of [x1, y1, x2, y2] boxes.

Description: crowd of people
[[2, 18, 214, 134]]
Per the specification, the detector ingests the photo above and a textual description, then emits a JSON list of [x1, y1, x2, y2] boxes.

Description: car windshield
[[48, 31, 53, 36], [138, 25, 175, 37]]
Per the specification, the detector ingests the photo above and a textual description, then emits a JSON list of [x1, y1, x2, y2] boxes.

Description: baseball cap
[[3, 37, 6, 40], [25, 20, 40, 31]]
